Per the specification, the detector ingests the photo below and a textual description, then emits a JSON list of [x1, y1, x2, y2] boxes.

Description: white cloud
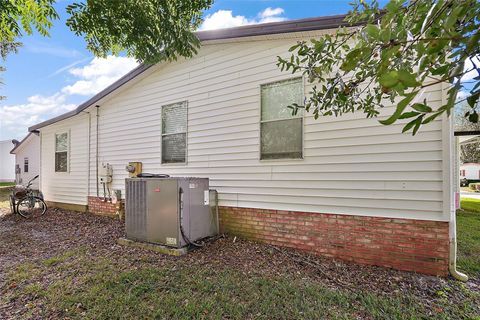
[[62, 56, 139, 96], [199, 7, 286, 31], [462, 55, 480, 82], [0, 93, 75, 139], [1, 55, 139, 139], [260, 7, 284, 18]]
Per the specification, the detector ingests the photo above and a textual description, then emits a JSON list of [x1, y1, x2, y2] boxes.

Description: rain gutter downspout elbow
[[449, 212, 468, 282]]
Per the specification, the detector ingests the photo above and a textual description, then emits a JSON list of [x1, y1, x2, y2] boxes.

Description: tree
[[278, 0, 480, 134], [65, 0, 213, 63], [460, 142, 480, 164], [0, 0, 212, 62], [0, 0, 213, 97]]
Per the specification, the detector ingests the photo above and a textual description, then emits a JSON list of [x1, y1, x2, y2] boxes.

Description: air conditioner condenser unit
[[125, 177, 218, 248]]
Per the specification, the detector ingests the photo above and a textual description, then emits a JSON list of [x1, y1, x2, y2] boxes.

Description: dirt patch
[[0, 209, 479, 319]]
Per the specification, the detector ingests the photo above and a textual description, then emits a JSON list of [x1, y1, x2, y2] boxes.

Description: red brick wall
[[219, 207, 450, 276], [88, 196, 121, 216]]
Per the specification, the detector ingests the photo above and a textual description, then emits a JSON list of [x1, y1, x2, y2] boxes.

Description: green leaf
[[341, 49, 362, 72], [411, 103, 432, 113], [469, 112, 479, 123], [467, 92, 480, 108], [398, 70, 420, 87], [399, 111, 420, 119], [364, 24, 379, 39], [402, 118, 419, 133], [379, 71, 399, 88], [379, 91, 418, 125]]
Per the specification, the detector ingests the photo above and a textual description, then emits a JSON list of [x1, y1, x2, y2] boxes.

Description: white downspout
[[449, 135, 468, 281], [442, 80, 468, 281]]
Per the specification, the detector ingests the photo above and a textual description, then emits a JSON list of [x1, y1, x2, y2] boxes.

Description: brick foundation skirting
[[88, 196, 122, 216], [219, 207, 450, 276]]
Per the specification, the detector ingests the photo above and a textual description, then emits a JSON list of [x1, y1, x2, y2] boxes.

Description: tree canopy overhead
[[65, 0, 213, 63], [278, 0, 480, 134], [0, 0, 213, 63]]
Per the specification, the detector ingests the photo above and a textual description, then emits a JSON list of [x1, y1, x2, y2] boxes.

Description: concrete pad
[[117, 237, 189, 256]]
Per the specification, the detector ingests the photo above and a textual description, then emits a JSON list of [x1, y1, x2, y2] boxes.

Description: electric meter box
[[99, 163, 113, 183]]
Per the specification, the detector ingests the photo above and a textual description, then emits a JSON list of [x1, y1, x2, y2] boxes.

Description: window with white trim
[[162, 101, 187, 164], [24, 157, 29, 173], [260, 78, 303, 160], [55, 132, 69, 172]]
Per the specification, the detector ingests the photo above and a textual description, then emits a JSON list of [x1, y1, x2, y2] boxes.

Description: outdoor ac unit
[[125, 177, 218, 248]]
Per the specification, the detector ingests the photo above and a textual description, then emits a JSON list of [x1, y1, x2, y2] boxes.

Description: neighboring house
[[28, 15, 455, 277], [0, 140, 15, 183], [10, 132, 40, 190], [460, 163, 480, 180]]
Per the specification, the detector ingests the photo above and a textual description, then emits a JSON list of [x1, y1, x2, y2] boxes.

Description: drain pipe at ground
[[449, 210, 468, 282]]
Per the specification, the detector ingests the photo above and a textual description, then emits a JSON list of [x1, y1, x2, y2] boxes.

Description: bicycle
[[9, 175, 47, 218]]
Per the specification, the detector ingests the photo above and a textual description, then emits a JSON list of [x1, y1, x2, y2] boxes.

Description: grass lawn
[[1, 209, 479, 319], [3, 248, 479, 320], [460, 197, 480, 213], [0, 185, 12, 210], [0, 182, 14, 188], [458, 198, 480, 276]]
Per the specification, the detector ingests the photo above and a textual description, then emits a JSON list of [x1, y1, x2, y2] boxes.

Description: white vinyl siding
[[41, 116, 89, 205], [260, 78, 303, 160], [162, 101, 187, 164], [11, 134, 40, 189], [40, 30, 451, 221]]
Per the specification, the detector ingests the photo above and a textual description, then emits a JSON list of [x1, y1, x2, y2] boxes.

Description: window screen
[[260, 78, 303, 160], [162, 101, 187, 163], [55, 132, 68, 172], [24, 158, 29, 173]]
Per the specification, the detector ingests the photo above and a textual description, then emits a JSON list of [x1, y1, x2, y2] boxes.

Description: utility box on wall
[[125, 177, 217, 248], [99, 163, 113, 183]]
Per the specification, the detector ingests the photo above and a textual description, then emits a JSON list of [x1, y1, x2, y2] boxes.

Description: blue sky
[[0, 0, 385, 140]]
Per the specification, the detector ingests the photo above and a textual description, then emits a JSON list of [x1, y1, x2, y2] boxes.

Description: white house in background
[[0, 140, 15, 182], [28, 15, 459, 277], [10, 132, 40, 189], [460, 163, 480, 180]]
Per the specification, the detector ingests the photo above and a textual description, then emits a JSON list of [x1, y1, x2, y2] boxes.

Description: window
[[162, 101, 187, 163], [24, 158, 29, 173], [260, 78, 303, 160], [55, 132, 69, 172]]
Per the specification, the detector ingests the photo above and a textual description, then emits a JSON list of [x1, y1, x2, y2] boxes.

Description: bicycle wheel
[[16, 197, 47, 218]]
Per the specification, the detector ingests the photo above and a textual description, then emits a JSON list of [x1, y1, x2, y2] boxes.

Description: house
[[460, 163, 480, 181], [0, 140, 15, 183], [28, 15, 457, 277], [10, 132, 40, 189]]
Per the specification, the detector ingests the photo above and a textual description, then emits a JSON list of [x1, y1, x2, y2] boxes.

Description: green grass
[[0, 182, 14, 187], [460, 197, 480, 213], [457, 209, 480, 276], [2, 249, 479, 320], [0, 186, 12, 209]]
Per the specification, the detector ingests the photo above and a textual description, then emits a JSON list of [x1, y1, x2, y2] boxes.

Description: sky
[[1, 0, 475, 141]]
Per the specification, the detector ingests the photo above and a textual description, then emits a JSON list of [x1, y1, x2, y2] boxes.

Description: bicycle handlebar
[[26, 175, 39, 188]]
